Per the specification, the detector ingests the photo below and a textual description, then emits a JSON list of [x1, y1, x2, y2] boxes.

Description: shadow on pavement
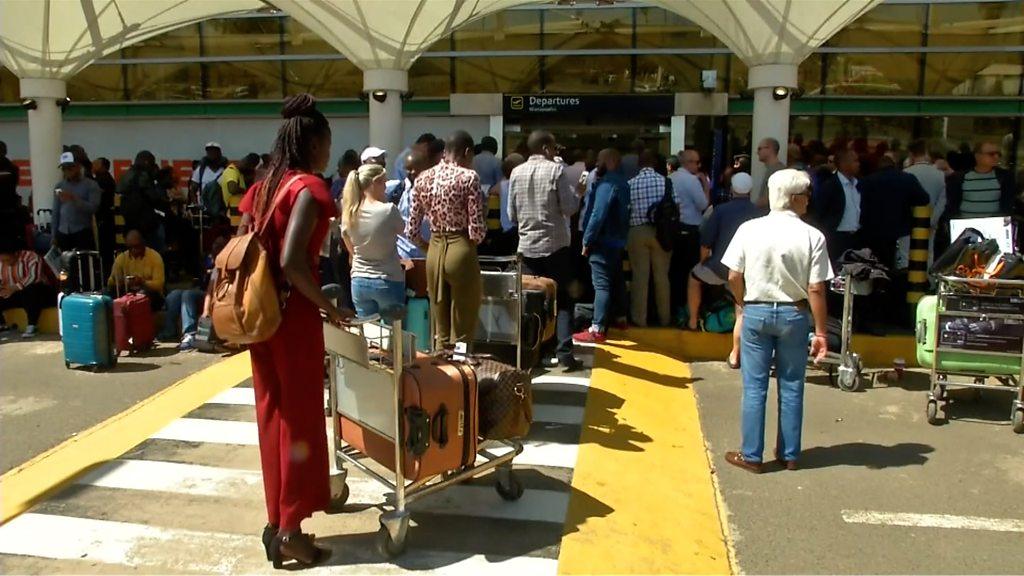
[[798, 441, 935, 470], [601, 346, 698, 390]]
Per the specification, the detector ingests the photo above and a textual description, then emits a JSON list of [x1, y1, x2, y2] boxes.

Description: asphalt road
[[0, 334, 224, 474], [692, 361, 1024, 574]]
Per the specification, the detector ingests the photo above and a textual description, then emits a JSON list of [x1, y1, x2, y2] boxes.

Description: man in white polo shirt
[[719, 169, 832, 474]]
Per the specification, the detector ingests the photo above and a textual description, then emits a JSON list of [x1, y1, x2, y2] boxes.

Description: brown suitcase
[[405, 258, 428, 298], [523, 274, 557, 343], [339, 355, 478, 481]]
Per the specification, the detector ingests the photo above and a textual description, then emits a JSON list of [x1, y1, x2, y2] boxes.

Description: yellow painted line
[[0, 352, 252, 525], [558, 338, 732, 575]]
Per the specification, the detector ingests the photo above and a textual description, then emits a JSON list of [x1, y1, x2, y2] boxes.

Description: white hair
[[768, 168, 811, 212]]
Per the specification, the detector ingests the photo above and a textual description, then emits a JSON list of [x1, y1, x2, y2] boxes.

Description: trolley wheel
[[65, 360, 71, 369], [376, 525, 407, 559], [326, 481, 349, 514], [91, 365, 102, 373], [1012, 409, 1024, 435], [836, 365, 861, 393], [495, 472, 524, 501], [926, 399, 941, 426], [933, 385, 946, 402]]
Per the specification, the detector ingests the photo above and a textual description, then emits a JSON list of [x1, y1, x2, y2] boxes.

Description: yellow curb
[[0, 351, 252, 525], [558, 338, 732, 574]]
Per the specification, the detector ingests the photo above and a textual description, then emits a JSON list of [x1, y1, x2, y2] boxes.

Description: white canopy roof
[[270, 0, 536, 71], [653, 0, 881, 66], [0, 0, 262, 79]]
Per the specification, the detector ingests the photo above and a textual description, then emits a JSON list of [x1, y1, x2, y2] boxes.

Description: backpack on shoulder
[[647, 176, 681, 252]]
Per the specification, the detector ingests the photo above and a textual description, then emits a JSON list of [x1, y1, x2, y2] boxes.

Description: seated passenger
[[107, 229, 165, 309], [341, 164, 406, 318], [160, 236, 226, 350], [687, 172, 764, 368], [0, 239, 57, 338]]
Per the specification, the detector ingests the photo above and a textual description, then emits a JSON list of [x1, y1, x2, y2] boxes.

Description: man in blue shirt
[[687, 172, 765, 367], [52, 152, 101, 251], [575, 149, 629, 343], [472, 136, 502, 197]]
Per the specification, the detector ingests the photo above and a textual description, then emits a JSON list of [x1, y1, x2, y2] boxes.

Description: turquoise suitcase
[[916, 295, 1022, 375], [61, 293, 117, 371], [405, 298, 432, 352]]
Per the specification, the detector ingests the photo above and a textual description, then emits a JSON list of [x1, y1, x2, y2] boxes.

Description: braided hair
[[250, 93, 331, 224]]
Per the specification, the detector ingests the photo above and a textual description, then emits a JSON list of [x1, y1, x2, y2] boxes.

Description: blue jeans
[[740, 303, 810, 463], [588, 244, 625, 332], [351, 277, 406, 319], [162, 288, 205, 339]]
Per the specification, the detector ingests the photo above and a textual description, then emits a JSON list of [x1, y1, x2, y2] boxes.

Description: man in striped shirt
[[945, 141, 1015, 219], [0, 240, 57, 338]]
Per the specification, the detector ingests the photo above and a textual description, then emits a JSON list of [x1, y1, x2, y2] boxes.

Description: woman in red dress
[[239, 94, 352, 569]]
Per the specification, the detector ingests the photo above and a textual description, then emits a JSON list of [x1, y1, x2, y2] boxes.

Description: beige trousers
[[626, 225, 672, 327]]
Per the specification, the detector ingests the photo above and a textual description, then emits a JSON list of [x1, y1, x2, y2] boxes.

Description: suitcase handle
[[916, 318, 926, 345], [431, 405, 449, 447], [405, 407, 430, 456]]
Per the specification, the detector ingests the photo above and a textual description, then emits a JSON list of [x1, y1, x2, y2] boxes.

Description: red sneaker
[[573, 329, 607, 343]]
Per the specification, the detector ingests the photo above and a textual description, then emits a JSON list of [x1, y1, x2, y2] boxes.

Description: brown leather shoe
[[725, 451, 762, 474], [774, 448, 798, 471]]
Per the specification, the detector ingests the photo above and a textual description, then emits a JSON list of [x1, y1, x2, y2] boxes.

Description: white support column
[[363, 69, 408, 173], [488, 115, 503, 157], [670, 115, 686, 156], [19, 78, 66, 213], [747, 63, 798, 204]]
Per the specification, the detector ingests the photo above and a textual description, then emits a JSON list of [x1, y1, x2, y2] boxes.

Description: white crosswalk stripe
[[0, 513, 558, 575]]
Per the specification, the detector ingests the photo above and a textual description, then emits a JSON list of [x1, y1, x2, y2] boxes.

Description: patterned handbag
[[433, 350, 533, 440]]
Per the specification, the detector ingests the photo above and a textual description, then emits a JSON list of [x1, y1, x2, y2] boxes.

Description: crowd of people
[[1, 91, 1021, 565]]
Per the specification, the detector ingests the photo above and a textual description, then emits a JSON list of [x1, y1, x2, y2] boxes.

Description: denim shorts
[[351, 277, 406, 319]]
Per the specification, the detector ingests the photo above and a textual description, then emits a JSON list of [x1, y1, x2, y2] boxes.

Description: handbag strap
[[255, 174, 309, 237]]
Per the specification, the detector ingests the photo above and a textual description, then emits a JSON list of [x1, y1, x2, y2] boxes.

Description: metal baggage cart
[[808, 271, 868, 392], [324, 316, 525, 558], [925, 276, 1024, 433], [475, 255, 524, 370]]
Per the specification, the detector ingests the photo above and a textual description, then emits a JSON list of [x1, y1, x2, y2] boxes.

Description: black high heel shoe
[[262, 524, 277, 561], [269, 531, 330, 569]]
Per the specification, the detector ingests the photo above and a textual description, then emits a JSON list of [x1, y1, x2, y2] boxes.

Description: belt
[[745, 300, 808, 309]]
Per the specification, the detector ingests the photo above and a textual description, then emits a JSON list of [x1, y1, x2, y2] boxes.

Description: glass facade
[[1, 1, 1021, 167]]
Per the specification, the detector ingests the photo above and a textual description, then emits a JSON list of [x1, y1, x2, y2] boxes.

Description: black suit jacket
[[810, 172, 851, 237], [859, 167, 930, 245]]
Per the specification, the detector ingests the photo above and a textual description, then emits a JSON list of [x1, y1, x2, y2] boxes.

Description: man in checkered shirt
[[627, 149, 678, 327], [508, 130, 584, 371]]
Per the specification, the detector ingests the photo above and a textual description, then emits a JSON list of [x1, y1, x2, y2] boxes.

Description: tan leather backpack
[[211, 175, 304, 345]]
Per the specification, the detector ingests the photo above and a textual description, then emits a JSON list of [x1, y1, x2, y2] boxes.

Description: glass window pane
[[821, 116, 916, 155], [202, 17, 282, 56], [728, 56, 748, 95], [127, 63, 201, 101], [284, 60, 361, 98], [283, 17, 334, 55], [409, 58, 451, 97], [543, 54, 631, 93], [542, 8, 633, 50], [827, 4, 925, 47], [635, 54, 727, 93], [67, 64, 125, 102], [455, 57, 540, 93], [122, 24, 200, 58], [635, 7, 721, 49], [1, 67, 20, 103], [924, 52, 1022, 97], [204, 61, 282, 100], [919, 116, 1018, 165], [929, 1, 1024, 47], [454, 11, 541, 51], [825, 53, 921, 95]]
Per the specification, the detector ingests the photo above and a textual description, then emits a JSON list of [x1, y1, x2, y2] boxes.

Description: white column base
[[20, 78, 67, 214]]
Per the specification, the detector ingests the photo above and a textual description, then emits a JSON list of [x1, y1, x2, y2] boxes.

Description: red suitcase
[[338, 355, 478, 482], [114, 292, 155, 354]]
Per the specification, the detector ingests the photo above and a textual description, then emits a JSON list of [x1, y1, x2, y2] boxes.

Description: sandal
[[270, 531, 331, 569]]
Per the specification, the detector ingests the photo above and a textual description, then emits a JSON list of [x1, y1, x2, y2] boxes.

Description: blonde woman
[[340, 163, 406, 318]]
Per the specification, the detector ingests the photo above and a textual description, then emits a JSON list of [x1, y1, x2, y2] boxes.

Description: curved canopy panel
[[0, 0, 263, 79], [652, 0, 881, 66], [272, 0, 529, 71]]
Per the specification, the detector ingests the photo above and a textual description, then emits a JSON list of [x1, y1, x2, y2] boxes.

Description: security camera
[[772, 86, 790, 101], [371, 90, 387, 103], [21, 99, 37, 110]]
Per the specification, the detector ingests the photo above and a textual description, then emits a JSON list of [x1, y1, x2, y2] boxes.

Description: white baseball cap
[[360, 146, 387, 163], [205, 142, 222, 150], [730, 172, 753, 195], [58, 151, 76, 167]]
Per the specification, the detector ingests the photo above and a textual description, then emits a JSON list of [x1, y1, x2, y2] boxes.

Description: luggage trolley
[[324, 316, 525, 558], [809, 272, 868, 392], [922, 276, 1024, 433], [475, 255, 524, 370]]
